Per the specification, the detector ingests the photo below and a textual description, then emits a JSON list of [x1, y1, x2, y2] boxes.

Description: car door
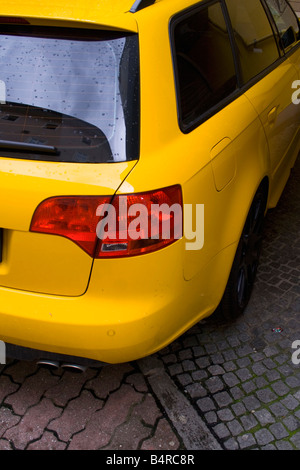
[[225, 0, 300, 207]]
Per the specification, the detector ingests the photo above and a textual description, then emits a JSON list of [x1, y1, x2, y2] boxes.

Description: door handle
[[268, 106, 279, 124]]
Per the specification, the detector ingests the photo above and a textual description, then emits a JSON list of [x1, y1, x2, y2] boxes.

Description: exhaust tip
[[37, 359, 60, 369], [61, 362, 87, 373]]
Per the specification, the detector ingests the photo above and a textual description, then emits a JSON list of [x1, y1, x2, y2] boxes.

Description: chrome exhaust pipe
[[61, 362, 87, 373], [36, 359, 87, 373], [37, 359, 60, 369]]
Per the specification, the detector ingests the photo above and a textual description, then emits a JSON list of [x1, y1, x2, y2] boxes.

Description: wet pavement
[[0, 156, 299, 451]]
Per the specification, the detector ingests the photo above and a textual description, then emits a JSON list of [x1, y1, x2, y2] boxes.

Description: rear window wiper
[[0, 139, 60, 155]]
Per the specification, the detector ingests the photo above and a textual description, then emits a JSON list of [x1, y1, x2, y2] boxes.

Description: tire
[[220, 185, 267, 321]]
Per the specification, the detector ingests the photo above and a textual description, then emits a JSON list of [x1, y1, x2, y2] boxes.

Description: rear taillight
[[30, 185, 183, 258], [96, 185, 183, 257], [30, 196, 111, 257]]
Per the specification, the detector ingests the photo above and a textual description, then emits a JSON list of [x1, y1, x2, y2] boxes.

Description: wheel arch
[[218, 176, 269, 320]]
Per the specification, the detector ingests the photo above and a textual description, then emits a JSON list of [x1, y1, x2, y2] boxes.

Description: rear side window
[[0, 27, 139, 163], [265, 0, 300, 51], [225, 0, 280, 83], [172, 1, 238, 131]]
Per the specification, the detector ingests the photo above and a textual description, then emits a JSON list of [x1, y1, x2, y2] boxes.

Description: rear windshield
[[0, 27, 140, 163]]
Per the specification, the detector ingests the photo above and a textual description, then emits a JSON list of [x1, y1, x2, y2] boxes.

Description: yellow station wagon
[[0, 0, 299, 367]]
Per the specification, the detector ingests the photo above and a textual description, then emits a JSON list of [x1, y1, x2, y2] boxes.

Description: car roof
[[0, 0, 202, 33], [0, 0, 144, 32]]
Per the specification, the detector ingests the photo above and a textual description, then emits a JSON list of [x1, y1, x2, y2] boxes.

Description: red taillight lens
[[30, 196, 111, 257], [30, 185, 183, 258], [95, 185, 183, 257]]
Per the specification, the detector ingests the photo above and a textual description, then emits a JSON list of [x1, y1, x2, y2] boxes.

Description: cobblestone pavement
[[0, 157, 299, 451]]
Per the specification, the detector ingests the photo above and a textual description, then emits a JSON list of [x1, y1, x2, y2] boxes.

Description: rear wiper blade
[[0, 139, 60, 155]]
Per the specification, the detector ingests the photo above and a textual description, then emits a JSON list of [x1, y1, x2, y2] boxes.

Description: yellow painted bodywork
[[0, 0, 299, 363], [0, 0, 138, 32], [0, 159, 136, 295]]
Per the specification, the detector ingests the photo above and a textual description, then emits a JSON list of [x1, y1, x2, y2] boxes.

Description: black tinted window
[[265, 0, 300, 50], [0, 27, 139, 163], [172, 2, 237, 130], [225, 0, 280, 82]]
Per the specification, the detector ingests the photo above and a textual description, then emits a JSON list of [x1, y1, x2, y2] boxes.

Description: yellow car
[[0, 0, 299, 366]]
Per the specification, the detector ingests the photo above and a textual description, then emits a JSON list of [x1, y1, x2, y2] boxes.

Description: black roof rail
[[130, 0, 156, 13]]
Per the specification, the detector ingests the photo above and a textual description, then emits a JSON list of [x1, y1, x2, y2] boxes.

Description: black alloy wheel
[[220, 185, 267, 321]]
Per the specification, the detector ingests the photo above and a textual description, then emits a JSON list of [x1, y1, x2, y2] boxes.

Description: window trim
[[262, 0, 300, 56], [223, 0, 282, 85], [169, 0, 242, 133], [259, 0, 285, 58], [170, 0, 299, 134]]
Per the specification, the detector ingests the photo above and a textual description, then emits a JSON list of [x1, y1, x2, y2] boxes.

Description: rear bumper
[[0, 279, 194, 364], [0, 241, 188, 363], [0, 241, 236, 364]]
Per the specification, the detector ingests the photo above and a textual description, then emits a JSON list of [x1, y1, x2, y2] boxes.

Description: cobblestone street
[[0, 156, 299, 450]]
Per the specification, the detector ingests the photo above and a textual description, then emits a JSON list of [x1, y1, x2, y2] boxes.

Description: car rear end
[[0, 4, 193, 364], [0, 9, 138, 360]]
